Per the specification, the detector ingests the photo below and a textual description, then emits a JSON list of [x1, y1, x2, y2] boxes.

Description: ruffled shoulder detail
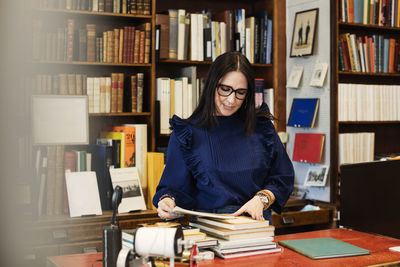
[[169, 115, 209, 185], [256, 105, 276, 164], [169, 115, 192, 147]]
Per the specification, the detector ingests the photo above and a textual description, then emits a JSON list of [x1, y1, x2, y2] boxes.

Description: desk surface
[[47, 228, 400, 267]]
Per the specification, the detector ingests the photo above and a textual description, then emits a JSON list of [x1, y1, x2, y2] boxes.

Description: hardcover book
[[278, 237, 370, 259], [292, 133, 325, 164], [287, 98, 320, 128], [196, 216, 269, 230]]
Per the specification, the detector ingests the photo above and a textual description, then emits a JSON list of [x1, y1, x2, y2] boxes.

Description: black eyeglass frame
[[216, 84, 248, 100]]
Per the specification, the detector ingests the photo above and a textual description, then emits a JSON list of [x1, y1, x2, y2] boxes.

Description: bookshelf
[[154, 0, 287, 148], [331, 0, 400, 204], [31, 3, 156, 148]]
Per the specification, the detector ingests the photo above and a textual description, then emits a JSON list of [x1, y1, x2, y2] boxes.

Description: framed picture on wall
[[304, 165, 329, 187], [290, 8, 318, 57], [310, 62, 328, 87], [287, 66, 304, 88]]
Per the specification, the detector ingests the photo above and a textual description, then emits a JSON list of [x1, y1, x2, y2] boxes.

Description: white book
[[196, 216, 269, 230], [92, 0, 98, 11], [211, 21, 217, 61], [189, 221, 274, 237], [214, 243, 277, 254], [100, 77, 106, 113], [122, 124, 148, 189], [105, 77, 111, 113], [219, 22, 227, 55], [197, 14, 204, 61], [214, 247, 281, 259], [93, 77, 100, 113], [349, 34, 361, 72], [86, 77, 94, 113], [216, 236, 274, 250], [187, 83, 193, 117], [177, 9, 186, 60], [174, 79, 183, 118], [181, 77, 189, 119], [157, 77, 171, 134], [190, 13, 199, 61], [65, 171, 102, 217], [237, 9, 246, 54], [173, 206, 236, 219], [263, 88, 274, 115], [245, 17, 255, 63], [110, 167, 147, 213], [245, 27, 251, 62]]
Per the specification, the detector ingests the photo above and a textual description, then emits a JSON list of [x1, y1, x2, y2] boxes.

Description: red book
[[292, 133, 325, 164], [369, 36, 375, 73]]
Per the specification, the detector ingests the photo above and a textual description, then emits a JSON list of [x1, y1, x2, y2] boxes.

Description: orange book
[[369, 36, 375, 73], [388, 38, 396, 73], [104, 125, 136, 167], [348, 0, 354, 22], [292, 133, 325, 164]]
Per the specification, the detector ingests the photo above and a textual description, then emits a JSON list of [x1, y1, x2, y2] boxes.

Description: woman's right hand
[[157, 197, 178, 220]]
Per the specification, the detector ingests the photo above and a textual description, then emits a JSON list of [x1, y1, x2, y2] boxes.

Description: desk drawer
[[272, 208, 331, 228], [27, 221, 108, 246]]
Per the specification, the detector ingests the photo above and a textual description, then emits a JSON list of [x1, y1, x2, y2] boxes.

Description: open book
[[172, 206, 236, 220]]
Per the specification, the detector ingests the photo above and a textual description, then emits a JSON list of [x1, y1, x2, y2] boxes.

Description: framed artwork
[[304, 165, 329, 187], [310, 62, 328, 87], [290, 8, 318, 57], [287, 66, 304, 88]]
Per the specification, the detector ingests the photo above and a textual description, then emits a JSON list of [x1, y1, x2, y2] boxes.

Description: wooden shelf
[[89, 112, 151, 117], [338, 71, 400, 77], [158, 59, 273, 67], [34, 60, 152, 67], [339, 121, 400, 125], [338, 21, 400, 32], [36, 8, 152, 19]]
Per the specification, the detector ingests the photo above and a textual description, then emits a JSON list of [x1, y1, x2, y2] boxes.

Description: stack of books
[[182, 225, 218, 249], [189, 216, 281, 259]]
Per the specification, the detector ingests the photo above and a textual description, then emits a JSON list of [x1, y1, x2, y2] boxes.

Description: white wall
[[286, 0, 331, 202]]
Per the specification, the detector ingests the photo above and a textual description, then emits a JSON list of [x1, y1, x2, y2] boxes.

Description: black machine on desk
[[103, 186, 200, 267]]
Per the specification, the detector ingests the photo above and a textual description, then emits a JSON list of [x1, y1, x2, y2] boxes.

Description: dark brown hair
[[188, 51, 259, 135]]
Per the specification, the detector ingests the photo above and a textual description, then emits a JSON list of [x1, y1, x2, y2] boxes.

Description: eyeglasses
[[217, 84, 248, 100]]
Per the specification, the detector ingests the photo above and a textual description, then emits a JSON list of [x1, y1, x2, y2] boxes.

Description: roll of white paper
[[116, 247, 131, 267], [134, 227, 183, 257]]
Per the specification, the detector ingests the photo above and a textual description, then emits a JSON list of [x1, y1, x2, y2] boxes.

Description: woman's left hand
[[232, 196, 265, 220]]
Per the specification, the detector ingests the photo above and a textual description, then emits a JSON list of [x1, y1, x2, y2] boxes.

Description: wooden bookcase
[[331, 0, 400, 204], [154, 0, 287, 149], [31, 2, 157, 150]]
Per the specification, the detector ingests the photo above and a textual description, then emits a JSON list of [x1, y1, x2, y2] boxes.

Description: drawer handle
[[282, 216, 295, 225], [52, 230, 67, 240]]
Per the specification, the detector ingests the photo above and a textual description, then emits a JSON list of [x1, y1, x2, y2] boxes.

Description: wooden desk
[[47, 228, 400, 267]]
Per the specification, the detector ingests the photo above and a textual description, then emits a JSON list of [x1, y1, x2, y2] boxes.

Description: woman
[[153, 51, 294, 222]]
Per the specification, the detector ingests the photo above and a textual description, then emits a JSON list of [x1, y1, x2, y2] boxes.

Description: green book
[[278, 237, 370, 259]]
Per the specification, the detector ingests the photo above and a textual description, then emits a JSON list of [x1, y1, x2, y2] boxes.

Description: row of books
[[35, 124, 150, 216], [340, 0, 400, 27], [38, 0, 151, 15], [156, 9, 272, 64], [338, 83, 400, 121], [30, 72, 144, 113], [88, 73, 144, 113], [35, 146, 94, 216], [32, 19, 150, 64], [339, 33, 400, 73], [339, 132, 375, 164]]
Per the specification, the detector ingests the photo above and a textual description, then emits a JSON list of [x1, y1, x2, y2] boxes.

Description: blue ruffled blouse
[[153, 104, 294, 214]]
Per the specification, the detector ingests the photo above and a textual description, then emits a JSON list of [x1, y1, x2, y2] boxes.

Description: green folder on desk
[[278, 237, 370, 259]]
